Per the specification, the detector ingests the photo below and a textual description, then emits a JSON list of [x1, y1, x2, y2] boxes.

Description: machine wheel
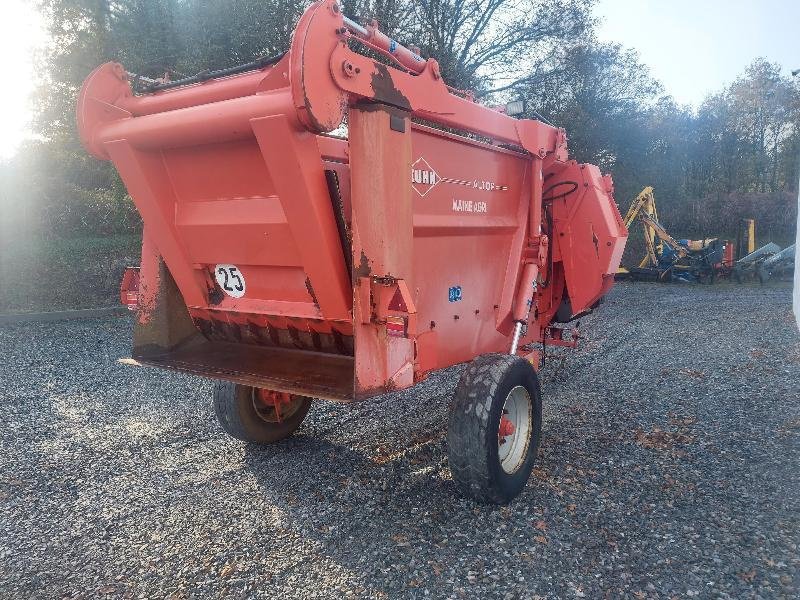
[[447, 354, 543, 504], [213, 381, 312, 444], [697, 268, 716, 285]]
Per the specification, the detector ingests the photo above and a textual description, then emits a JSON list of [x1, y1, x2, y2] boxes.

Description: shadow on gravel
[[240, 423, 458, 510]]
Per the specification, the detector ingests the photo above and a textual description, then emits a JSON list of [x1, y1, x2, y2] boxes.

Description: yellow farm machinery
[[616, 187, 732, 283]]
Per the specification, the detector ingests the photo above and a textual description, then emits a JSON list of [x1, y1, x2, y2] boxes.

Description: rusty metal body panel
[[77, 0, 627, 400]]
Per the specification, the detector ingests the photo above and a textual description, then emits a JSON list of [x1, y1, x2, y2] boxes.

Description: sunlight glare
[[0, 1, 47, 159]]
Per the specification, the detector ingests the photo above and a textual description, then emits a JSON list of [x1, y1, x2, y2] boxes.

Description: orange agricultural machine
[[77, 0, 626, 503]]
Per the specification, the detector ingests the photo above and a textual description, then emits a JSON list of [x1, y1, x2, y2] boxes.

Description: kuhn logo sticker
[[411, 157, 439, 197], [411, 157, 508, 198]]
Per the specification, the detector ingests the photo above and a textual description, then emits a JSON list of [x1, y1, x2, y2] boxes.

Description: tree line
[[1, 0, 798, 250]]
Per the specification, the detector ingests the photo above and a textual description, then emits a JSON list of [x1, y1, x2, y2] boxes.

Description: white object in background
[[795, 181, 799, 330]]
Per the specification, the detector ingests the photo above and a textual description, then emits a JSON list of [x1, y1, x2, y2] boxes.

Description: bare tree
[[345, 0, 594, 93]]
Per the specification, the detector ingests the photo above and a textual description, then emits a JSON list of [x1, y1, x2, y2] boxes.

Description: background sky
[[0, 0, 798, 158], [595, 0, 800, 106]]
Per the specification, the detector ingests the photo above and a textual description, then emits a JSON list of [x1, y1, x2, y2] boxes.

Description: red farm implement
[[77, 0, 627, 503]]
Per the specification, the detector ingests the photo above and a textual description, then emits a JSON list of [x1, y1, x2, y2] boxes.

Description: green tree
[[523, 41, 662, 198], [177, 1, 306, 73]]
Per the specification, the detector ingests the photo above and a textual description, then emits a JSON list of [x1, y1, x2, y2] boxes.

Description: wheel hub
[[497, 385, 532, 474], [252, 388, 304, 423], [498, 415, 516, 438]]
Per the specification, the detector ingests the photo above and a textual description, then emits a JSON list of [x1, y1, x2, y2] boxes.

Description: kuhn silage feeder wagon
[[77, 0, 627, 503]]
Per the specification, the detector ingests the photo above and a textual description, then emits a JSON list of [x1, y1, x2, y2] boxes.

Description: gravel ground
[[1, 282, 798, 599]]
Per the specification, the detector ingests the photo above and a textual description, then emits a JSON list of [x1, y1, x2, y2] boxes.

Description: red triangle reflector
[[388, 287, 407, 312]]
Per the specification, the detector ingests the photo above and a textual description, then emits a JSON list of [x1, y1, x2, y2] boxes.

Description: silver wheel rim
[[498, 385, 532, 474]]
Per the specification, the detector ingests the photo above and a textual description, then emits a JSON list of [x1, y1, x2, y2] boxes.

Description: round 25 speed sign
[[214, 264, 246, 298]]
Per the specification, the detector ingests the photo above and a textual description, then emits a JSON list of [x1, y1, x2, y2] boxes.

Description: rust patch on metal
[[194, 318, 211, 339], [208, 288, 224, 306], [249, 320, 274, 346], [301, 81, 347, 133], [221, 320, 243, 342], [372, 275, 398, 286], [304, 276, 320, 308], [311, 330, 322, 351], [136, 268, 160, 325], [133, 339, 355, 401], [370, 63, 412, 111], [136, 284, 156, 324], [355, 250, 372, 278], [332, 327, 347, 355], [191, 317, 353, 356], [287, 325, 306, 349], [266, 323, 280, 346]]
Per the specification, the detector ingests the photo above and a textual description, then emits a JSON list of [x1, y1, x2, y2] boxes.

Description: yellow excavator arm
[[622, 186, 655, 229], [619, 186, 686, 271]]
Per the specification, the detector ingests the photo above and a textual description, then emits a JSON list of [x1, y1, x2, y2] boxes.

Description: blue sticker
[[389, 40, 397, 54], [448, 286, 462, 302]]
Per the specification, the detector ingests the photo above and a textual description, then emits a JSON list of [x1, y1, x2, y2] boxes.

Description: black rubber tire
[[213, 381, 312, 444], [447, 354, 543, 504]]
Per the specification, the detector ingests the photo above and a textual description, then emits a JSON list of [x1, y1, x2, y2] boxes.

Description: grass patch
[[0, 233, 141, 313]]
